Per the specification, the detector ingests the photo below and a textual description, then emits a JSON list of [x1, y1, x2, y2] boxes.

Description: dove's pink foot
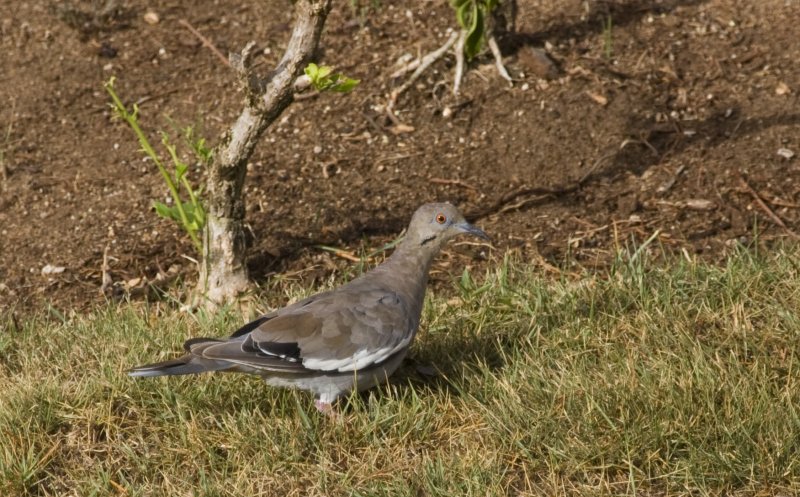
[[314, 399, 337, 417]]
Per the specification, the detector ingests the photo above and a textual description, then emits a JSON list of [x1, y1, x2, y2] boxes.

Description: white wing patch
[[303, 334, 413, 372]]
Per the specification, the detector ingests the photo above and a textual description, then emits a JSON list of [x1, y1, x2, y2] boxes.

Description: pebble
[[684, 199, 716, 211], [144, 11, 160, 25], [41, 264, 65, 275], [777, 148, 795, 159]]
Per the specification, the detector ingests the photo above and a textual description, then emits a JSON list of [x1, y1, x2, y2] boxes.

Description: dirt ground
[[1, 0, 798, 314]]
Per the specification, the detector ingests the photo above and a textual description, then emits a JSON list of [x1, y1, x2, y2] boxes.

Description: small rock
[[777, 148, 795, 159], [389, 123, 415, 135], [143, 11, 160, 25], [775, 82, 790, 96], [684, 199, 716, 211], [517, 46, 558, 80], [98, 41, 117, 58], [586, 91, 608, 106], [41, 264, 65, 275], [313, 145, 322, 155], [395, 53, 413, 66], [441, 106, 453, 119]]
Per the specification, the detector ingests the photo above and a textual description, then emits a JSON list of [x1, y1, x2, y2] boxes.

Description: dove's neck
[[371, 239, 441, 309]]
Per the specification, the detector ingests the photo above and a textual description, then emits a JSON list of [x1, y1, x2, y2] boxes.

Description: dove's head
[[405, 203, 489, 249]]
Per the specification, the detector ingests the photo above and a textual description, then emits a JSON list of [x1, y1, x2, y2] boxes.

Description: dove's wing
[[195, 284, 415, 374]]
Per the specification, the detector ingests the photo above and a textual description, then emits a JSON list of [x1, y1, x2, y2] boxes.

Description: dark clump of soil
[[1, 0, 798, 314]]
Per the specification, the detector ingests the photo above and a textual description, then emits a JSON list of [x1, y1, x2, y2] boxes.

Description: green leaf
[[153, 201, 180, 222], [330, 75, 360, 93], [193, 137, 211, 163], [175, 161, 188, 179], [460, 267, 474, 290], [304, 63, 319, 79], [181, 201, 206, 231], [305, 63, 359, 93], [464, 2, 484, 60], [316, 65, 333, 80], [455, 1, 471, 29]]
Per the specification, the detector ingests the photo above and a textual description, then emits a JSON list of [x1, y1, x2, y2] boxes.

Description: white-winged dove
[[129, 202, 489, 413]]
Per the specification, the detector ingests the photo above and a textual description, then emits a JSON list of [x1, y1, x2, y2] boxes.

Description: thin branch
[[259, 0, 331, 112], [739, 175, 798, 238], [218, 0, 332, 171], [178, 19, 231, 67], [429, 177, 480, 192]]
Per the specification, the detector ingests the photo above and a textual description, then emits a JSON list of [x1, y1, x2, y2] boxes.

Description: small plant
[[303, 63, 360, 93], [602, 15, 614, 59], [347, 0, 381, 27], [450, 0, 498, 59], [0, 103, 13, 192], [104, 77, 207, 253]]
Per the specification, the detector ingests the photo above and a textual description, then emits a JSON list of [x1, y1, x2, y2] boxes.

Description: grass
[[2, 245, 800, 495]]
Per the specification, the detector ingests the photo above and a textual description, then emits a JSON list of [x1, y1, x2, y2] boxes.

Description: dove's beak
[[457, 222, 490, 241]]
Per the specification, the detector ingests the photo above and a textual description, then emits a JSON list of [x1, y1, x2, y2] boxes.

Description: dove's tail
[[128, 338, 234, 377]]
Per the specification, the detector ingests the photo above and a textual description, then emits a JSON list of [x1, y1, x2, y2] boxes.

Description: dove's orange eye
[[435, 213, 447, 224]]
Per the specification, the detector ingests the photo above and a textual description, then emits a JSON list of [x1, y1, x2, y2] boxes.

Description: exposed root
[[387, 31, 458, 122], [392, 29, 511, 107], [453, 30, 467, 95], [487, 35, 512, 86], [389, 14, 515, 124]]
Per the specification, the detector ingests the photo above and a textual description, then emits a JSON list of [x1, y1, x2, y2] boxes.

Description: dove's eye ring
[[435, 213, 447, 224]]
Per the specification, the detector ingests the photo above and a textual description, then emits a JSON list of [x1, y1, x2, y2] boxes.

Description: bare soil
[[1, 0, 799, 314]]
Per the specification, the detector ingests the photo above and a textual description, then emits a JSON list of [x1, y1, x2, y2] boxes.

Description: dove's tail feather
[[128, 353, 233, 377]]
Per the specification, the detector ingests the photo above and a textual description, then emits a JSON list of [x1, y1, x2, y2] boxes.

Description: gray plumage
[[129, 203, 488, 412]]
